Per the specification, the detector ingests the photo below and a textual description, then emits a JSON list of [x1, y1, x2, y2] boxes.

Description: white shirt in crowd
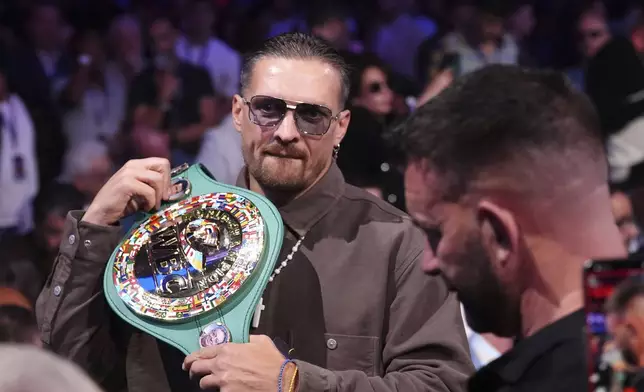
[[0, 95, 39, 231], [461, 305, 502, 369], [57, 62, 129, 151], [196, 114, 244, 185], [176, 36, 241, 98]]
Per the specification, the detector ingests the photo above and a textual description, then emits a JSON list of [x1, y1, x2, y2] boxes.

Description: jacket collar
[[235, 163, 345, 237]]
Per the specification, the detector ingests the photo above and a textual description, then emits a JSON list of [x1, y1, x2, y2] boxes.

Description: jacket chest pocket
[[324, 333, 380, 376]]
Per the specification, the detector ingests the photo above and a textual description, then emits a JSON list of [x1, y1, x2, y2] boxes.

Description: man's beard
[[451, 231, 519, 337], [244, 142, 326, 194]]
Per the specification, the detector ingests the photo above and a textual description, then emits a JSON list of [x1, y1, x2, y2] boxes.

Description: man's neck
[[246, 162, 333, 207]]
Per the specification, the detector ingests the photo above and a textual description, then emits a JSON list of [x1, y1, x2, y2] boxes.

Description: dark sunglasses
[[243, 95, 341, 136], [581, 29, 604, 40], [367, 82, 387, 94]]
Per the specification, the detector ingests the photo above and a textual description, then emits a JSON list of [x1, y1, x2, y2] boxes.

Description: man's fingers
[[134, 170, 165, 209], [184, 346, 220, 370], [187, 359, 215, 380], [124, 158, 171, 203], [199, 374, 222, 390], [123, 177, 157, 212]]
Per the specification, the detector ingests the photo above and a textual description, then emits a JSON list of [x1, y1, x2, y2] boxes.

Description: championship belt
[[103, 163, 284, 355]]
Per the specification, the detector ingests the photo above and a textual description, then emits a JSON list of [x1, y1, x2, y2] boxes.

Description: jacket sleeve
[[295, 225, 474, 392], [36, 211, 128, 390]]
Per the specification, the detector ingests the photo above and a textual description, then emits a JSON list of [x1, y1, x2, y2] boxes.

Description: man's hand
[[183, 335, 292, 391], [82, 158, 171, 226]]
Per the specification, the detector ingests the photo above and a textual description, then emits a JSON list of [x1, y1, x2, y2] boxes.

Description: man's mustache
[[262, 144, 307, 159]]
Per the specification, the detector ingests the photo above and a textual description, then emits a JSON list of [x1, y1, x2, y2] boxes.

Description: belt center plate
[[112, 192, 265, 322]]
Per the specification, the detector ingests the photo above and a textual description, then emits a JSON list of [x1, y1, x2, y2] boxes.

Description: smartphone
[[438, 52, 460, 75], [583, 259, 644, 392]]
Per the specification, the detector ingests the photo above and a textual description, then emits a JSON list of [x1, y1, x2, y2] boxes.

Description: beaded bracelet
[[278, 359, 294, 392]]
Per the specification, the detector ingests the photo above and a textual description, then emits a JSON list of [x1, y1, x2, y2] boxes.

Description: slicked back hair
[[240, 32, 351, 107], [397, 65, 605, 201]]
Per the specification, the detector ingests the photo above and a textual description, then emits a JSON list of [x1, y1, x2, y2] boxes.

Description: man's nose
[[273, 111, 300, 143]]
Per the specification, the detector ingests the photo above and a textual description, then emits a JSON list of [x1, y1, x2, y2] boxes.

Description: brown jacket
[[36, 164, 473, 392]]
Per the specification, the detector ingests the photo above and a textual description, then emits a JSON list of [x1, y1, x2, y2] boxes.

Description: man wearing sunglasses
[[36, 33, 473, 392]]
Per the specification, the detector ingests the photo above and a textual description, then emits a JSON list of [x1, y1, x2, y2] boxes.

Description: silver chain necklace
[[252, 235, 305, 328]]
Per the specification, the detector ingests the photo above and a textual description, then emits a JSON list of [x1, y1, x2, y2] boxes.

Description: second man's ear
[[477, 200, 519, 263]]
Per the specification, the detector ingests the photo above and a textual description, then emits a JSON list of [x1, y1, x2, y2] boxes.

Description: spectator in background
[[5, 1, 71, 188], [128, 13, 217, 166], [0, 67, 39, 238], [107, 14, 145, 84], [506, 1, 536, 65], [371, 0, 436, 80], [262, 0, 307, 39], [443, 0, 521, 77], [586, 37, 644, 188], [59, 140, 113, 208], [176, 0, 241, 122], [0, 287, 39, 346], [58, 30, 125, 151], [195, 114, 244, 185], [25, 183, 85, 279], [567, 5, 612, 92], [308, 3, 363, 55], [611, 190, 643, 255], [0, 345, 103, 392], [337, 54, 405, 210]]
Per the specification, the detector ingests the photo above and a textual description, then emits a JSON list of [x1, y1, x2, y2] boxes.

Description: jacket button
[[84, 239, 92, 247], [326, 338, 338, 350], [53, 285, 62, 296], [68, 234, 76, 245]]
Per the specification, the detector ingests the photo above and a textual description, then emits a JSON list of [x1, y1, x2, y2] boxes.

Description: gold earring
[[332, 145, 340, 159]]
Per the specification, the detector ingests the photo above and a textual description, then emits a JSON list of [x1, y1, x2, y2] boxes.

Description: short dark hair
[[240, 32, 350, 107], [606, 277, 644, 315], [34, 182, 85, 223], [396, 65, 604, 200]]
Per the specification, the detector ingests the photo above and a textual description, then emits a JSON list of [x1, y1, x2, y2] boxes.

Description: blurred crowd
[[4, 0, 644, 389]]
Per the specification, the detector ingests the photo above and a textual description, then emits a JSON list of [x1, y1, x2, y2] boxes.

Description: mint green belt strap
[[103, 164, 284, 355]]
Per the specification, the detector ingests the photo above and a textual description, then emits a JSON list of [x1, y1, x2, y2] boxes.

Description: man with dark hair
[[128, 13, 217, 166], [397, 65, 626, 391], [37, 33, 473, 392]]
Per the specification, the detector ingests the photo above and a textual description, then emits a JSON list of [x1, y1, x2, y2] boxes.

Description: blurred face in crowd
[[28, 5, 64, 51], [613, 297, 644, 367], [405, 162, 520, 336], [111, 20, 142, 63], [37, 211, 67, 255], [150, 18, 178, 57], [311, 17, 349, 50], [184, 1, 215, 40], [480, 12, 505, 42], [232, 58, 350, 194], [578, 11, 611, 58], [73, 155, 113, 200], [452, 4, 477, 34], [352, 66, 393, 116], [611, 191, 641, 253]]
